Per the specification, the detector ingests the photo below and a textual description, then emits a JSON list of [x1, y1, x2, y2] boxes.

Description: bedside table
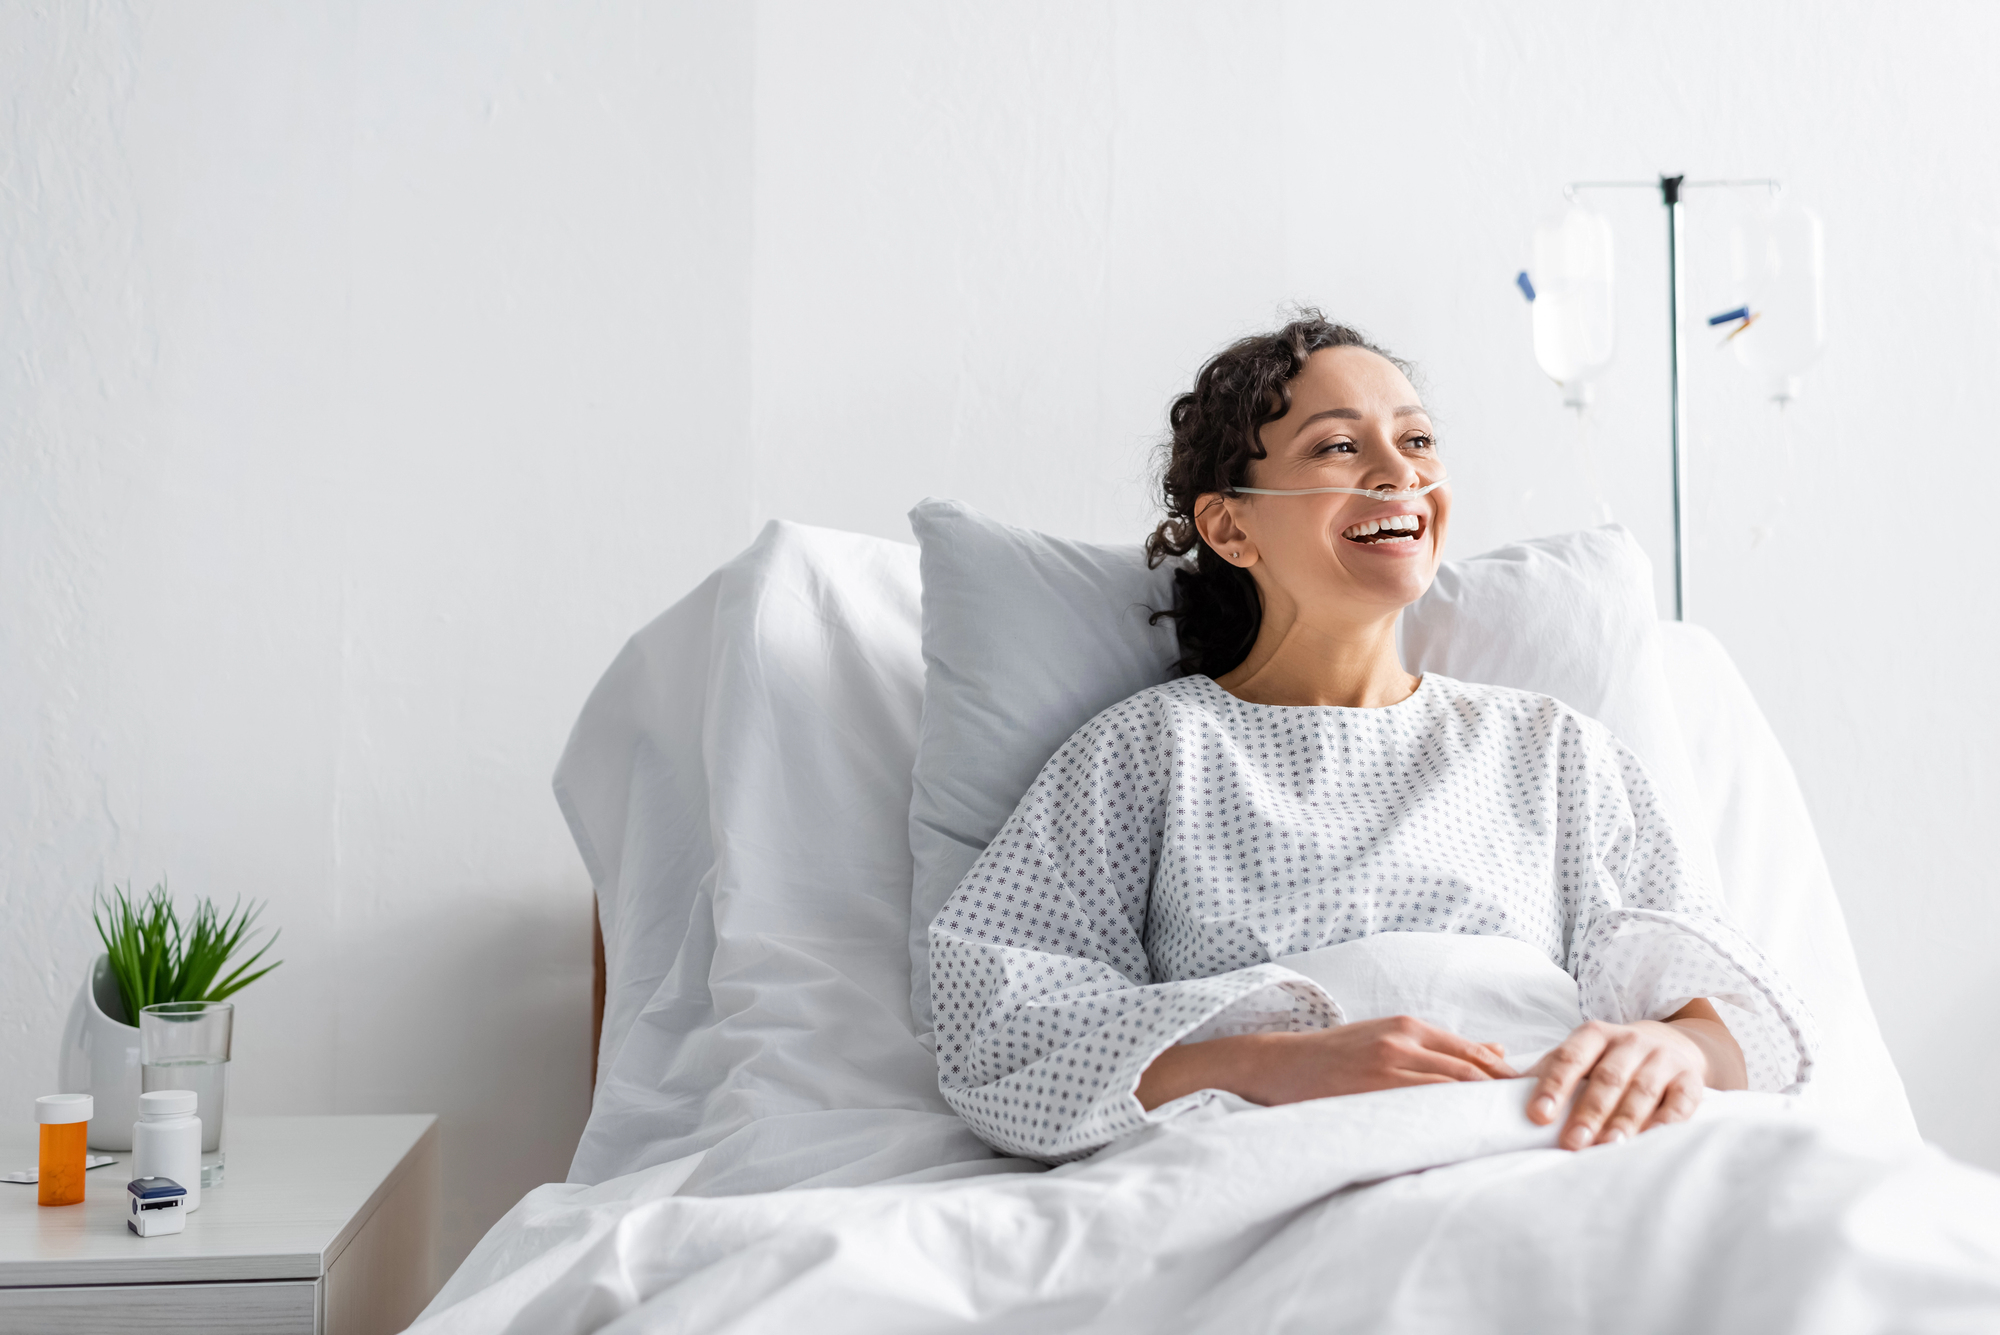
[[0, 1113, 439, 1334]]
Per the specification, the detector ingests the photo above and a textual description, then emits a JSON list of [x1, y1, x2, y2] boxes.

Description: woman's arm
[[1136, 1014, 1517, 1111], [933, 695, 1340, 1161], [1136, 996, 1743, 1151], [1525, 998, 1746, 1150], [1559, 715, 1816, 1098]]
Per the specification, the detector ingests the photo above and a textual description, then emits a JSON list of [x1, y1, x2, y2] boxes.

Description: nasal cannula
[[1231, 478, 1449, 498]]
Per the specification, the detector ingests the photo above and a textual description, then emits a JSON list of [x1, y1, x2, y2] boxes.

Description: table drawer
[[0, 1278, 318, 1333]]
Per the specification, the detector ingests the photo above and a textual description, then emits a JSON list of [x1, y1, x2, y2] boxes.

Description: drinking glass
[[140, 1001, 232, 1188]]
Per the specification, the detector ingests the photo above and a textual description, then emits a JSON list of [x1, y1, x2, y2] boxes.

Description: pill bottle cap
[[138, 1090, 198, 1119], [37, 1094, 93, 1124]]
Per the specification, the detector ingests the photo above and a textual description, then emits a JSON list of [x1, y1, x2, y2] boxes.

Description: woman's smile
[[1338, 506, 1431, 548]]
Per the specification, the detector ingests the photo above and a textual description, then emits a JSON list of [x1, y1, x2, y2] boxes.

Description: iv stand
[[1563, 174, 1780, 622]]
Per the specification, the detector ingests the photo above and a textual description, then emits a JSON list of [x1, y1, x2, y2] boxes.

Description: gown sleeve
[[1557, 712, 1819, 1093], [928, 690, 1337, 1162]]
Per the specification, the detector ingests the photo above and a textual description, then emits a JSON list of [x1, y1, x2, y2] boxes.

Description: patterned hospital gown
[[929, 673, 1817, 1163]]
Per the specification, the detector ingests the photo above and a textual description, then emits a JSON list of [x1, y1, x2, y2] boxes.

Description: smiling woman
[[926, 311, 1807, 1165], [1144, 320, 1446, 685], [1171, 326, 1450, 708]]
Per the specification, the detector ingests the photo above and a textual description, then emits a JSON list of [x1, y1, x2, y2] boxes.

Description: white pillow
[[560, 520, 1000, 1189], [905, 499, 1179, 1030]]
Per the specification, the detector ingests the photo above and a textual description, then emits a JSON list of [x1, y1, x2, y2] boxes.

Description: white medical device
[[126, 1176, 188, 1236]]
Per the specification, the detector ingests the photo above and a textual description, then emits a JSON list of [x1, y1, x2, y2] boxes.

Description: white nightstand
[[0, 1114, 439, 1334]]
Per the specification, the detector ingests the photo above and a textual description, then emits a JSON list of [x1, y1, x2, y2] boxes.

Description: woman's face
[[1198, 346, 1450, 621]]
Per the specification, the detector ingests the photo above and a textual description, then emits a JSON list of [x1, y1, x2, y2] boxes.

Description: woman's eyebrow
[[1291, 404, 1429, 437], [1291, 407, 1361, 436]]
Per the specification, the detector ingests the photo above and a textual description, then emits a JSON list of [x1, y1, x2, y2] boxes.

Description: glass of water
[[140, 1001, 233, 1188]]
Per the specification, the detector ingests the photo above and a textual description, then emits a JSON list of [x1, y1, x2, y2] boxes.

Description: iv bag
[[1728, 198, 1825, 402], [1530, 204, 1616, 406]]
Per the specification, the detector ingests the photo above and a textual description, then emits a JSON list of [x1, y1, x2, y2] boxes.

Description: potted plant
[[58, 883, 281, 1151]]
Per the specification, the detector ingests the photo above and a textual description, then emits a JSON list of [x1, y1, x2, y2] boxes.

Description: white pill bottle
[[132, 1089, 202, 1211]]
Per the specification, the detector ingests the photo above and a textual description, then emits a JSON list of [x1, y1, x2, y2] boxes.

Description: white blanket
[[412, 1085, 1999, 1334], [1278, 932, 1585, 1072]]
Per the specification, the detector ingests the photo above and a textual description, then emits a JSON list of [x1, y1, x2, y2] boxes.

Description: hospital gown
[[929, 673, 1818, 1163]]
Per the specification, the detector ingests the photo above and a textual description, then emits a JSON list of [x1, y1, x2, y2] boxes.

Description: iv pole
[[1563, 174, 1780, 622], [1666, 175, 1687, 623]]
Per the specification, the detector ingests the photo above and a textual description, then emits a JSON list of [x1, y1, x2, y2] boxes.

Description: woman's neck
[[1212, 607, 1417, 708]]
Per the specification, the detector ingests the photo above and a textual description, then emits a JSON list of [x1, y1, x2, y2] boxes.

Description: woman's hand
[[1136, 1015, 1517, 1111], [1526, 999, 1746, 1150]]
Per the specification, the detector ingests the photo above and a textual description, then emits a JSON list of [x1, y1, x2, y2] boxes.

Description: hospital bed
[[408, 505, 1996, 1334]]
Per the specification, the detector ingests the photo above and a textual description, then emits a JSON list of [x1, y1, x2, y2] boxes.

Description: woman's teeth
[[1342, 515, 1423, 543]]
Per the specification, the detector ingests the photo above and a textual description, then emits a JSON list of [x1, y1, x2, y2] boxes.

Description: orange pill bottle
[[37, 1094, 93, 1207]]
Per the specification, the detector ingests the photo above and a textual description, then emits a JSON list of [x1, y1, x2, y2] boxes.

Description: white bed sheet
[[427, 522, 1975, 1334]]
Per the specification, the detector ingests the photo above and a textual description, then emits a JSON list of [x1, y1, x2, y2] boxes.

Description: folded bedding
[[423, 517, 1976, 1335], [1277, 932, 1586, 1072]]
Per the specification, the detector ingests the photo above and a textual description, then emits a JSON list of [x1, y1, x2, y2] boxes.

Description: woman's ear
[[1192, 493, 1256, 568]]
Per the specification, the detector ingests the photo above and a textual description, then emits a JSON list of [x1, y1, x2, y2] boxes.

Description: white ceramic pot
[[58, 954, 144, 1151]]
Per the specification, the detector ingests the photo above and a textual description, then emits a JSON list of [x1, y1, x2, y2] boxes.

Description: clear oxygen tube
[[1231, 478, 1449, 498]]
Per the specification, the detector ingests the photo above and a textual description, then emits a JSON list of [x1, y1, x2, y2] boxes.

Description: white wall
[[4, 0, 1996, 1273], [0, 0, 753, 1269]]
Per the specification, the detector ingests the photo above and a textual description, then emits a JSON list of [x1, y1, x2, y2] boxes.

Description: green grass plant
[[92, 881, 283, 1023]]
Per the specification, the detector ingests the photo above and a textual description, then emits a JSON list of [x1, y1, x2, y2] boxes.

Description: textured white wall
[[3, 0, 1995, 1274]]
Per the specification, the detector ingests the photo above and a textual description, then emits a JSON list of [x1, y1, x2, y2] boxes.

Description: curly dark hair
[[1145, 310, 1414, 678]]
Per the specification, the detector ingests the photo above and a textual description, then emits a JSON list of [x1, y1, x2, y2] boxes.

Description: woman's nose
[[1364, 444, 1423, 488]]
